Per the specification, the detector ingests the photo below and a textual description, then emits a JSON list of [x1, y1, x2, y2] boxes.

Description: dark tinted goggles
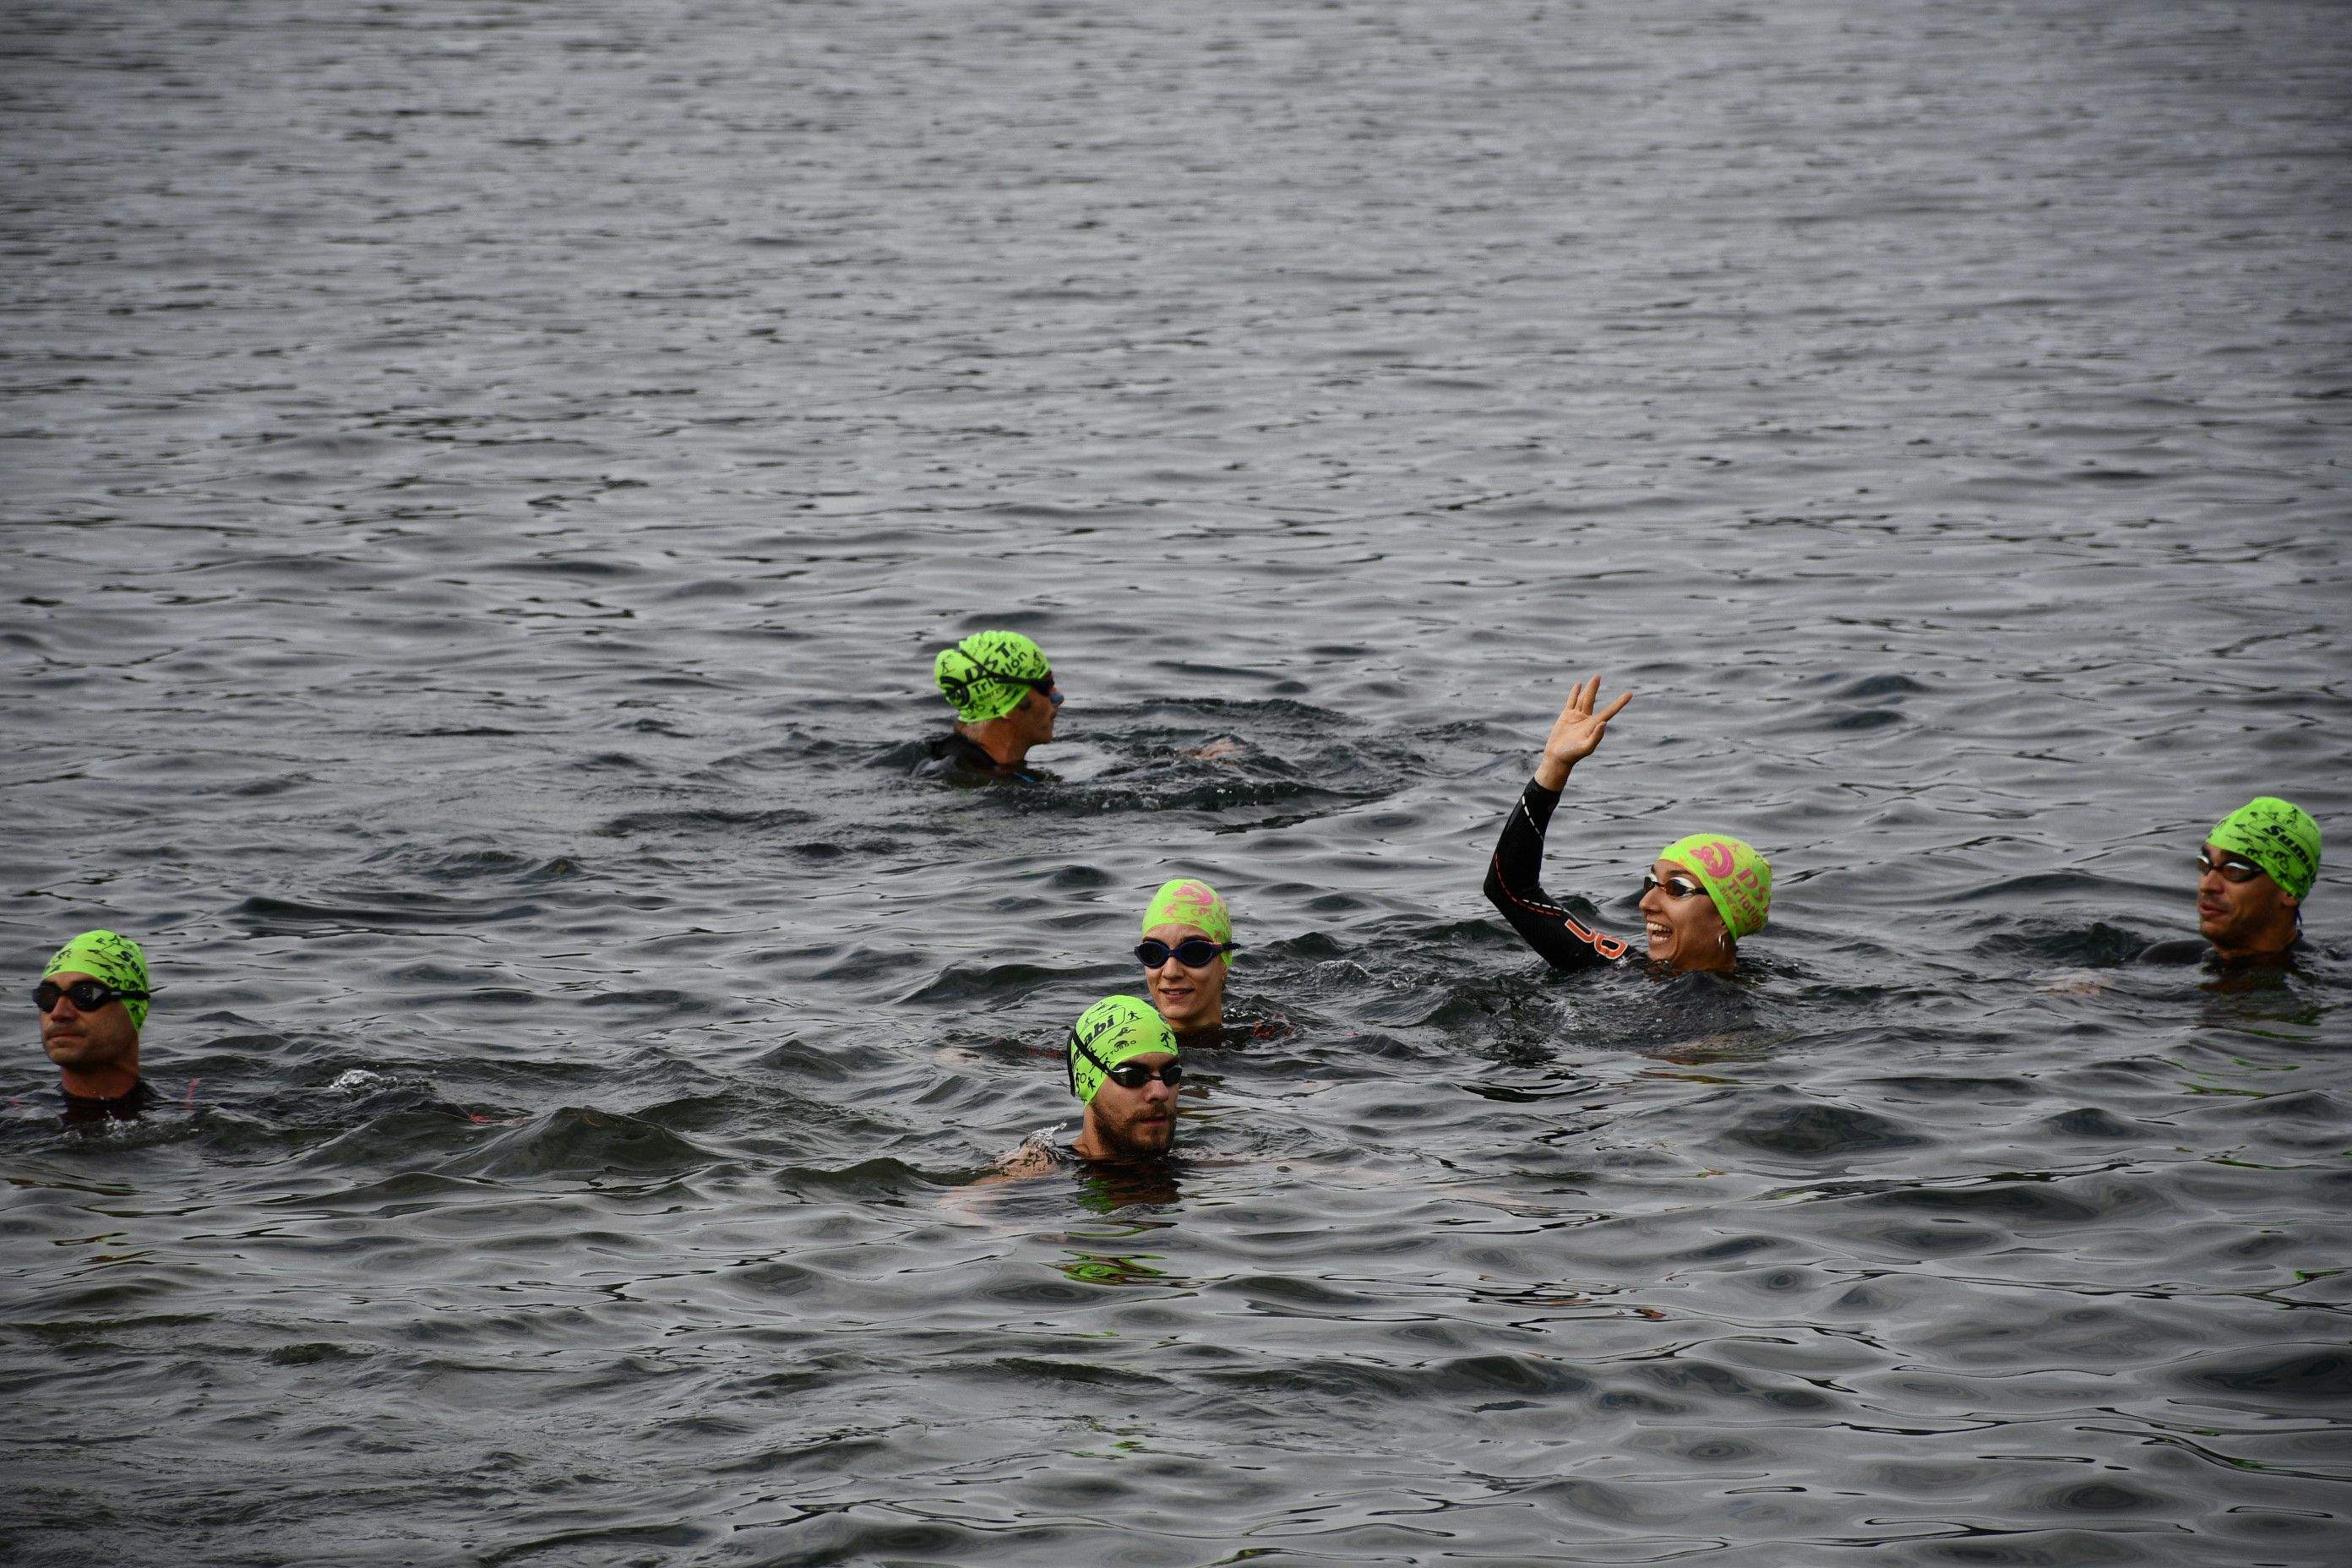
[[1136, 938, 1235, 969], [35, 979, 149, 1013], [1639, 872, 1707, 900], [1068, 1026, 1183, 1097], [1102, 1059, 1184, 1091], [2196, 852, 2262, 884]]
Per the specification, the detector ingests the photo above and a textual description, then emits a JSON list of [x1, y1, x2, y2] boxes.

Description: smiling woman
[[1138, 877, 1237, 1037], [1483, 678, 1772, 976]]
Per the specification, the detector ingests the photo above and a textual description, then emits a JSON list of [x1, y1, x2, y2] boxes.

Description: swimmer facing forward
[[35, 929, 156, 1122], [1484, 676, 1772, 975], [984, 996, 1184, 1182], [1136, 878, 1239, 1042]]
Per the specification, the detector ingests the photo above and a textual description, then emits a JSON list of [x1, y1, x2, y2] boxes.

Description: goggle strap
[[945, 657, 1046, 702], [1069, 1027, 1116, 1094], [36, 982, 151, 1005]]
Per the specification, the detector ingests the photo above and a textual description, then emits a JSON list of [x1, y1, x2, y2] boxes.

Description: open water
[[5, 2, 2350, 1563]]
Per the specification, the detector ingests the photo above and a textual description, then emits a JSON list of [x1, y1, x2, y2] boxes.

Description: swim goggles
[[1067, 1027, 1185, 1094], [35, 979, 150, 1014], [1135, 938, 1237, 969], [2196, 852, 2263, 884], [1639, 872, 1707, 900]]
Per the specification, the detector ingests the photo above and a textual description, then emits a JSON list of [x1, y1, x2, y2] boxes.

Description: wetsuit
[[2137, 935, 2303, 968], [59, 1078, 156, 1125], [1484, 780, 1635, 970], [914, 732, 1041, 783]]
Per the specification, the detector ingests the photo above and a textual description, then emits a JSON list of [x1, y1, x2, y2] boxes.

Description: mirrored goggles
[[2196, 852, 2263, 884], [1639, 872, 1707, 900]]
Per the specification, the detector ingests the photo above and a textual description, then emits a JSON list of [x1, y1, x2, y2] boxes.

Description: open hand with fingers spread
[[1534, 674, 1632, 791], [1484, 675, 1772, 977]]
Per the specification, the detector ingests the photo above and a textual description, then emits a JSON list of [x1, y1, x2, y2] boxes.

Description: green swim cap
[[934, 630, 1051, 724], [2208, 797, 2321, 901], [1066, 994, 1179, 1104], [1141, 877, 1232, 958], [43, 929, 151, 1031], [1658, 834, 1772, 941]]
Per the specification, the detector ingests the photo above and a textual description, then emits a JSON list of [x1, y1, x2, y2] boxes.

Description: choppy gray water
[[6, 1, 2350, 1563]]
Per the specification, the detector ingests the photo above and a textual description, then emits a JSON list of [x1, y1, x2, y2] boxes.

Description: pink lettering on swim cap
[[1695, 841, 1736, 879]]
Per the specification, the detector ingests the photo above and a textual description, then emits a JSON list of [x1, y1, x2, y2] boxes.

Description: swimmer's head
[[43, 929, 151, 1032], [1140, 878, 1234, 1034], [934, 630, 1054, 724], [2207, 797, 2320, 902], [1066, 994, 1179, 1104], [1658, 833, 1772, 943]]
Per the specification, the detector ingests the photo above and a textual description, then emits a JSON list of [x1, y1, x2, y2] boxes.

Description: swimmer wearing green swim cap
[[2193, 796, 2320, 962], [1067, 994, 1183, 1161], [1483, 676, 1771, 975], [918, 629, 1063, 781], [35, 929, 156, 1119], [1138, 878, 1238, 1037]]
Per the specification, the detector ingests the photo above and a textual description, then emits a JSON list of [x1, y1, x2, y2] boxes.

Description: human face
[[1081, 1051, 1179, 1159], [2197, 841, 2299, 957], [1637, 860, 1733, 972], [38, 969, 141, 1088], [1141, 921, 1227, 1033], [1014, 677, 1060, 746]]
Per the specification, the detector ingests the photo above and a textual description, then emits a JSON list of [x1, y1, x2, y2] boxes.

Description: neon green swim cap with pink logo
[[1141, 878, 1232, 961], [1658, 834, 1772, 941]]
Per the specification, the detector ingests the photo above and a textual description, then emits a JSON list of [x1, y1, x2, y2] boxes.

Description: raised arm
[[1482, 678, 1636, 970]]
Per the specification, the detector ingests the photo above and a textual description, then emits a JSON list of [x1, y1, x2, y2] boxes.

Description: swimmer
[[1067, 994, 1184, 1161], [983, 996, 1184, 1181], [2167, 796, 2320, 965], [918, 629, 1063, 781], [35, 929, 155, 1122], [1138, 877, 1239, 1041], [1484, 677, 1771, 975]]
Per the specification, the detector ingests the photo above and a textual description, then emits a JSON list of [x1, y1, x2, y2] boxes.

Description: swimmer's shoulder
[[973, 1125, 1078, 1185], [1176, 1015, 1293, 1052]]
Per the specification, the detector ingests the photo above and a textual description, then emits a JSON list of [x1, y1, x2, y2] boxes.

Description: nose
[[1141, 1075, 1175, 1104], [2197, 863, 2224, 893], [1638, 883, 1664, 916]]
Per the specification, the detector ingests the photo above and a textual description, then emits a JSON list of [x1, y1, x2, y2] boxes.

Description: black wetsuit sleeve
[[1483, 779, 1633, 971]]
